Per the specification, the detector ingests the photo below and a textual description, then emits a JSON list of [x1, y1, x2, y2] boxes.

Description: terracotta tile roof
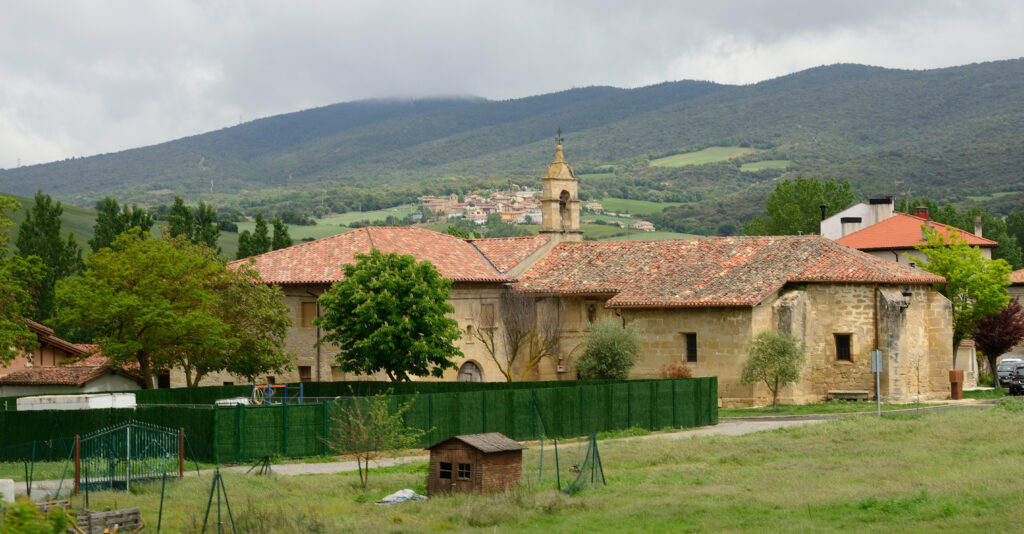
[[26, 320, 86, 356], [1011, 268, 1024, 285], [0, 364, 112, 386], [469, 235, 552, 274], [228, 227, 506, 284], [836, 213, 997, 250], [515, 235, 944, 308]]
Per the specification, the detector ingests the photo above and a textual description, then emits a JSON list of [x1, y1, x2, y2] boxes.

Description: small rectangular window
[[458, 463, 472, 479], [223, 381, 234, 386], [439, 462, 452, 479], [835, 334, 852, 361], [685, 333, 697, 363], [266, 376, 276, 384], [157, 372, 171, 389], [301, 302, 317, 328], [299, 366, 312, 382]]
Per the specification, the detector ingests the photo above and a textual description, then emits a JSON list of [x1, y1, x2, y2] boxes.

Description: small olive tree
[[575, 317, 641, 380], [327, 393, 425, 490], [740, 331, 806, 411]]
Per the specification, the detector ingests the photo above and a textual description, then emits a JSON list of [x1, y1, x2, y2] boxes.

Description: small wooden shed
[[427, 432, 524, 496]]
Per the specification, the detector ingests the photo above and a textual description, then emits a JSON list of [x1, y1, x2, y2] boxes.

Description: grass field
[[599, 197, 684, 216], [650, 146, 758, 168], [718, 400, 940, 418], [740, 159, 791, 171], [55, 402, 1024, 533]]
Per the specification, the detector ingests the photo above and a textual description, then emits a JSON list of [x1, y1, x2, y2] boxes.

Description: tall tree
[[14, 191, 84, 322], [89, 197, 154, 251], [915, 227, 1012, 368], [56, 231, 293, 388], [193, 201, 221, 250], [271, 216, 292, 250], [740, 330, 806, 411], [473, 289, 564, 381], [0, 195, 44, 365], [314, 249, 462, 381], [743, 176, 855, 236], [251, 213, 271, 255], [973, 298, 1024, 389]]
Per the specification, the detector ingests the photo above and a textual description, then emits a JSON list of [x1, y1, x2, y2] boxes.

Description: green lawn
[[598, 197, 684, 216], [741, 159, 791, 171], [719, 400, 940, 418], [55, 402, 1024, 532], [650, 146, 758, 167]]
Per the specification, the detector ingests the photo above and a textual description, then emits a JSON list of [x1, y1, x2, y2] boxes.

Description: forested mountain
[[2, 59, 1023, 233]]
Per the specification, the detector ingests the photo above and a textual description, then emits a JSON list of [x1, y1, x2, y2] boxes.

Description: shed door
[[438, 450, 475, 493]]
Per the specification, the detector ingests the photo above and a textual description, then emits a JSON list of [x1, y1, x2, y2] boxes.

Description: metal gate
[[75, 420, 183, 492]]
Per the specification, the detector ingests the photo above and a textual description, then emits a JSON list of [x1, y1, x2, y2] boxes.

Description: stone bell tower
[[539, 131, 582, 240]]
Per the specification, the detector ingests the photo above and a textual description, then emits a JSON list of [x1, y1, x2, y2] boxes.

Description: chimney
[[840, 217, 862, 237], [974, 215, 983, 237], [914, 206, 929, 221], [868, 196, 894, 224]]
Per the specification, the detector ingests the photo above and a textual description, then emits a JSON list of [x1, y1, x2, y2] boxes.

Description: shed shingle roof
[[515, 235, 945, 308], [429, 432, 524, 453], [469, 235, 552, 274], [228, 227, 506, 284], [836, 213, 997, 251]]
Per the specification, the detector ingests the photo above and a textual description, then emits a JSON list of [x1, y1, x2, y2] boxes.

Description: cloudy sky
[[1, 0, 1022, 168]]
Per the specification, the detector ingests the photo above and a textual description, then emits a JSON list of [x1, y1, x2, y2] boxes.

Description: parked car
[[1008, 365, 1024, 396], [997, 359, 1023, 387]]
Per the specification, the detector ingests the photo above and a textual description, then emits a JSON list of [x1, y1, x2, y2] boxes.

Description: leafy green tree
[[56, 231, 293, 387], [575, 317, 641, 380], [271, 216, 292, 250], [915, 227, 1012, 369], [89, 197, 154, 252], [973, 298, 1024, 389], [236, 230, 253, 259], [740, 331, 806, 411], [168, 197, 220, 252], [328, 392, 425, 490], [0, 195, 45, 365], [743, 176, 855, 236], [314, 249, 462, 381], [14, 191, 84, 322]]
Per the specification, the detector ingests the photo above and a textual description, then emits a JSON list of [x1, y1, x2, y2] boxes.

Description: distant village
[[419, 190, 656, 232]]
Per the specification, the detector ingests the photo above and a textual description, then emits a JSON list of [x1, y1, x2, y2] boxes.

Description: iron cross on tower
[[555, 128, 564, 145]]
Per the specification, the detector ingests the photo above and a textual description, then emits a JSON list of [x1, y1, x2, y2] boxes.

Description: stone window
[[301, 301, 317, 328], [835, 334, 852, 361], [586, 302, 598, 323], [439, 462, 453, 479], [299, 366, 312, 382], [157, 371, 171, 389], [481, 304, 495, 329], [223, 381, 234, 386], [266, 375, 276, 384], [458, 463, 472, 479], [684, 333, 698, 362]]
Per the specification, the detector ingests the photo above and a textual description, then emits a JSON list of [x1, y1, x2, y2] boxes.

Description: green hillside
[[4, 60, 1024, 234], [3, 194, 96, 250]]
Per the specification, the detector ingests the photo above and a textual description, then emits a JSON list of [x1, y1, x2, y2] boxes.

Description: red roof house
[[836, 213, 997, 265]]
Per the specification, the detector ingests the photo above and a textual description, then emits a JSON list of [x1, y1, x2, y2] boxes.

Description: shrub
[[659, 362, 693, 379], [575, 317, 641, 380]]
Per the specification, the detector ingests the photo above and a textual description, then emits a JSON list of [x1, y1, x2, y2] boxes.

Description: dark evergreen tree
[[250, 213, 271, 255], [167, 197, 193, 240], [14, 191, 84, 322], [271, 216, 292, 250], [89, 197, 154, 251]]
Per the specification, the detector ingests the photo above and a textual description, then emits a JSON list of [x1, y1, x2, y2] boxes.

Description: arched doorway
[[559, 190, 571, 230], [457, 361, 483, 382]]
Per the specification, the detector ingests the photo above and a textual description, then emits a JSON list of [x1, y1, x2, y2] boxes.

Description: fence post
[[74, 435, 80, 495], [578, 386, 584, 436], [214, 405, 220, 465], [626, 382, 631, 429], [240, 403, 247, 462], [178, 428, 185, 479], [671, 380, 677, 429], [481, 390, 487, 433], [427, 394, 433, 445], [322, 400, 329, 457], [282, 402, 288, 457]]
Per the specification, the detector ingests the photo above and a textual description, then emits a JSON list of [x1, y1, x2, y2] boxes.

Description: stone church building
[[206, 144, 954, 407]]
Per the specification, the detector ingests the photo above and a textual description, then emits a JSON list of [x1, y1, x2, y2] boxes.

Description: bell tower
[[539, 130, 582, 240]]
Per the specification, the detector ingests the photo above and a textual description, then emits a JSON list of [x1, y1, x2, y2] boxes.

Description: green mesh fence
[[2, 378, 717, 464]]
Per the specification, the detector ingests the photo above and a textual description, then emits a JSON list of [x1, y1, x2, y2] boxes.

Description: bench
[[827, 390, 871, 401]]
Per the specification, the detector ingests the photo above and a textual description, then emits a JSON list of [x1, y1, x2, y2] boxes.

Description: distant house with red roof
[[836, 209, 997, 265], [0, 323, 143, 397], [215, 144, 955, 407]]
